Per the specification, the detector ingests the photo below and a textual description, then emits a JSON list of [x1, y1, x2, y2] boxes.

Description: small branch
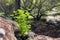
[[36, 0, 46, 20], [41, 5, 60, 14]]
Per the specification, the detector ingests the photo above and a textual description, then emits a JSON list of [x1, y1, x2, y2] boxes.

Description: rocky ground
[[27, 32, 60, 40], [0, 17, 60, 40], [27, 21, 60, 40], [0, 17, 17, 40]]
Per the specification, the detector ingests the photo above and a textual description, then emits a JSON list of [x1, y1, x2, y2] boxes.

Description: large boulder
[[0, 17, 17, 40]]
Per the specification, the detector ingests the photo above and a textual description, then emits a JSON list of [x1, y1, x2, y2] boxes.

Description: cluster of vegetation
[[0, 0, 60, 40], [10, 9, 32, 36], [0, 0, 60, 20], [0, 12, 5, 16]]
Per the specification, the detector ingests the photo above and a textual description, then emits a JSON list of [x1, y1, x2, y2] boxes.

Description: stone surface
[[27, 32, 60, 40], [0, 17, 17, 40]]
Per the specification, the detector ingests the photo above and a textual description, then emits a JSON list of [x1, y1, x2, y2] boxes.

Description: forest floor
[[27, 21, 60, 40]]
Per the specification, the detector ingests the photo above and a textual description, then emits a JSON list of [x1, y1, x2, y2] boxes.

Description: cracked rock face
[[0, 17, 17, 40]]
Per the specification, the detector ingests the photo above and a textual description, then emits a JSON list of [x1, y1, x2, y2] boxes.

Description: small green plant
[[10, 9, 32, 36]]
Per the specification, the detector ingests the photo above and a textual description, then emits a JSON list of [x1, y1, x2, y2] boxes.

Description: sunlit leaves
[[6, 0, 14, 5], [0, 12, 5, 16], [10, 9, 32, 36], [20, 0, 60, 20]]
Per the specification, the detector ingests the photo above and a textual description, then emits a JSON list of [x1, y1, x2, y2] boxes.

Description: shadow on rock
[[31, 21, 60, 38]]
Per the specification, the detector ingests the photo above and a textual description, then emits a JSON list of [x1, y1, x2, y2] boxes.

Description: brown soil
[[29, 21, 60, 40]]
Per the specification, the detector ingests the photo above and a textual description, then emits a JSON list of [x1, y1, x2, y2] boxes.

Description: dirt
[[28, 21, 60, 40]]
